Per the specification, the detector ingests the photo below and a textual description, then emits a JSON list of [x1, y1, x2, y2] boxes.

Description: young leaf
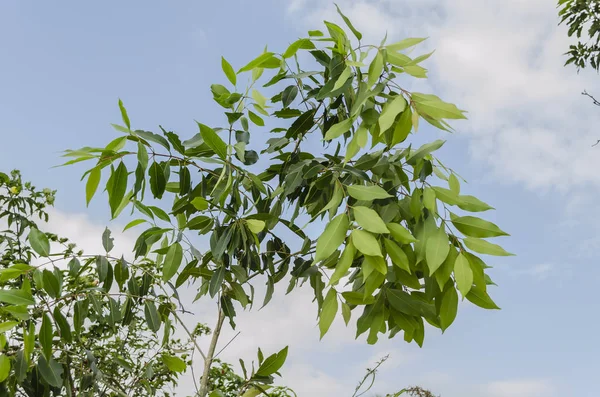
[[329, 241, 356, 286], [319, 288, 338, 339], [162, 242, 183, 282], [406, 139, 445, 164], [0, 355, 9, 383], [353, 206, 390, 234], [449, 174, 460, 194], [463, 237, 514, 256], [238, 52, 276, 73], [386, 37, 427, 51], [378, 95, 407, 132], [118, 99, 131, 130], [335, 4, 362, 40], [162, 355, 187, 373], [351, 229, 382, 257], [86, 167, 101, 206], [315, 214, 349, 262], [28, 228, 50, 257], [347, 185, 392, 201], [425, 227, 450, 274], [324, 118, 353, 141], [454, 253, 473, 297], [367, 50, 384, 87], [387, 223, 417, 244], [221, 57, 236, 85], [384, 239, 411, 272], [452, 216, 509, 238], [457, 195, 494, 212], [465, 286, 500, 310], [246, 219, 266, 234], [255, 346, 288, 377]]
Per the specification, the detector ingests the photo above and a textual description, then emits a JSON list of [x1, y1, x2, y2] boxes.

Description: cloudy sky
[[1, 1, 599, 396]]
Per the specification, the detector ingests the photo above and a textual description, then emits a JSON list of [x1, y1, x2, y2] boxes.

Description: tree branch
[[198, 304, 226, 397]]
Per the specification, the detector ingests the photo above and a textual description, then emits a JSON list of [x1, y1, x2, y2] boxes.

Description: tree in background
[[0, 8, 510, 397], [558, 0, 600, 70]]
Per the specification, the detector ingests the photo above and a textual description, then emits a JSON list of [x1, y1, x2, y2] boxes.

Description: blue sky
[[1, 1, 598, 396]]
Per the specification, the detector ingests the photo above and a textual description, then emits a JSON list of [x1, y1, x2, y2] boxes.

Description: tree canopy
[[0, 8, 508, 396], [558, 0, 600, 70]]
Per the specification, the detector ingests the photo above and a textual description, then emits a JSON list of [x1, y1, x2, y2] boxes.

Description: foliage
[[0, 8, 510, 396], [558, 0, 600, 70]]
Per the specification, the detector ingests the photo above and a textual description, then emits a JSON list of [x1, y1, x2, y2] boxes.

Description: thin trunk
[[198, 307, 225, 397]]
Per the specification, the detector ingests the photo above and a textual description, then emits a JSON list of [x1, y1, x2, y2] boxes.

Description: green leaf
[[198, 123, 227, 160], [162, 355, 187, 373], [42, 270, 60, 298], [351, 229, 382, 257], [319, 182, 343, 215], [191, 197, 209, 211], [281, 85, 299, 108], [256, 346, 288, 377], [432, 187, 460, 205], [332, 66, 352, 92], [144, 301, 161, 332], [412, 93, 467, 120], [86, 167, 101, 206], [342, 291, 376, 305], [238, 52, 276, 73], [425, 227, 450, 274], [0, 355, 9, 383], [449, 174, 460, 194], [407, 139, 445, 164], [162, 243, 183, 282], [102, 227, 114, 253], [452, 216, 509, 238], [341, 302, 351, 325], [347, 185, 392, 200], [28, 228, 50, 257], [287, 108, 317, 139], [384, 239, 411, 272], [283, 39, 315, 58], [248, 110, 265, 127], [465, 286, 500, 309], [315, 214, 349, 262], [53, 308, 73, 343], [457, 195, 494, 212], [463, 237, 514, 256], [386, 289, 423, 317], [387, 223, 417, 244], [319, 288, 338, 339], [37, 356, 63, 388], [246, 219, 266, 234], [108, 162, 128, 218], [335, 3, 362, 40], [221, 57, 236, 85], [367, 50, 383, 87], [210, 266, 225, 298], [386, 37, 427, 51], [454, 253, 473, 297], [439, 284, 458, 331], [379, 95, 407, 132], [149, 162, 167, 199], [0, 289, 35, 306], [353, 206, 389, 234], [324, 118, 353, 141], [123, 219, 146, 231], [39, 314, 53, 360], [0, 321, 18, 333], [118, 98, 131, 130], [329, 241, 356, 286]]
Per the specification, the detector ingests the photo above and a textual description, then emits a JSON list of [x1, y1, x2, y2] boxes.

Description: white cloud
[[287, 0, 600, 194], [484, 379, 554, 397]]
